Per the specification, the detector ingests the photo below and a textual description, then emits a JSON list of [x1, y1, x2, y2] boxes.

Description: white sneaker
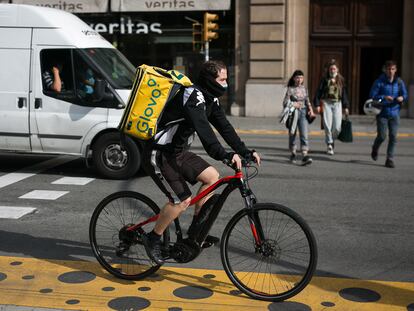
[[327, 144, 334, 155]]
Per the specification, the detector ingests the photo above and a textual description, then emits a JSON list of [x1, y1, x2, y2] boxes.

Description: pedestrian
[[282, 70, 315, 165], [141, 60, 261, 265], [369, 60, 408, 168], [313, 59, 350, 155]]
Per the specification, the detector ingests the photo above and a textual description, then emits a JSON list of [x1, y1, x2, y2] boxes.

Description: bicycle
[[89, 158, 317, 302]]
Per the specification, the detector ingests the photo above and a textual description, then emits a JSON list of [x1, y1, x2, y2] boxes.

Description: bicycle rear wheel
[[221, 203, 317, 301], [89, 191, 167, 280]]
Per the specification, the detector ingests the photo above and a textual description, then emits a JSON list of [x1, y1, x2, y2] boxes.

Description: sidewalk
[[227, 115, 414, 134]]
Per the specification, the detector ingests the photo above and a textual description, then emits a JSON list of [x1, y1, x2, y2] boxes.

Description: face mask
[[198, 72, 227, 98], [330, 72, 337, 78], [220, 82, 228, 89]]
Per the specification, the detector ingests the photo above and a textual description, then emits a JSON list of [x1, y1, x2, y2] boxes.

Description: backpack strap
[[397, 77, 402, 97]]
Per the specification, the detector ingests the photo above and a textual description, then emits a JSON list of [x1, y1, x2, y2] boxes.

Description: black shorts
[[143, 147, 210, 203]]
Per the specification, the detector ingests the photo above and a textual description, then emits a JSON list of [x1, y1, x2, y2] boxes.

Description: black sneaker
[[289, 153, 297, 163], [371, 148, 378, 161], [205, 235, 220, 244], [301, 156, 313, 166], [385, 158, 395, 168], [141, 234, 164, 265]]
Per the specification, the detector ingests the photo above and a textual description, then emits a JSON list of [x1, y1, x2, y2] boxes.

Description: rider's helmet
[[363, 99, 382, 116]]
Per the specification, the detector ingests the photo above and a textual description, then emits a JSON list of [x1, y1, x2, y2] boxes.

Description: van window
[[41, 49, 74, 96], [73, 50, 99, 100], [80, 48, 135, 89], [41, 49, 120, 107]]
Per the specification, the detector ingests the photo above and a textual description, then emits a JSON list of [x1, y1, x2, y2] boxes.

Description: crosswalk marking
[[52, 177, 95, 185], [19, 190, 69, 200], [0, 156, 75, 190], [0, 173, 35, 189], [0, 206, 37, 219]]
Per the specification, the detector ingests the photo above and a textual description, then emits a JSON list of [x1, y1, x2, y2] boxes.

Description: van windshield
[[81, 48, 135, 89]]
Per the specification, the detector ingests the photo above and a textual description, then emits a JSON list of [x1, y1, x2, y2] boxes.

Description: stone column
[[242, 0, 310, 117], [232, 0, 250, 116]]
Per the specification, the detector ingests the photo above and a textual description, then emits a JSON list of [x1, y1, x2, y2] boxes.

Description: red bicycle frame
[[126, 169, 262, 245]]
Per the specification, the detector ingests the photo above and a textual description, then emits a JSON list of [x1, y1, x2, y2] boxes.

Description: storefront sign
[[11, 0, 109, 13], [89, 17, 162, 35], [111, 0, 231, 12]]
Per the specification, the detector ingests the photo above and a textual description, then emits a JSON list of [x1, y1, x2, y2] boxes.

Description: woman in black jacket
[[313, 59, 349, 155]]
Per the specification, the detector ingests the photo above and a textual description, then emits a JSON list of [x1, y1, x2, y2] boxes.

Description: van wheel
[[93, 132, 140, 179]]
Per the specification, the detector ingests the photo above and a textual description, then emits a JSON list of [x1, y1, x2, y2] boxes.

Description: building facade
[[7, 0, 414, 117], [238, 0, 414, 118]]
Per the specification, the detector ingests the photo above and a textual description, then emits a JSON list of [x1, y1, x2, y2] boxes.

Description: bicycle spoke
[[222, 204, 316, 301], [90, 192, 163, 280]]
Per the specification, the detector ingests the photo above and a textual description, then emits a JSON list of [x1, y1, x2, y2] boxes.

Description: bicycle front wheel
[[89, 191, 167, 280], [221, 203, 317, 301]]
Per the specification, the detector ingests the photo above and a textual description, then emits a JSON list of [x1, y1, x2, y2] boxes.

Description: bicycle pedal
[[200, 241, 213, 249]]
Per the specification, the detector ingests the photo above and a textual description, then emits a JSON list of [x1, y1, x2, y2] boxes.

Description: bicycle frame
[[126, 167, 263, 245]]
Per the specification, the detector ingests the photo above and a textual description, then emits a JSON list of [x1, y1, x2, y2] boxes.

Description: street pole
[[204, 41, 209, 61]]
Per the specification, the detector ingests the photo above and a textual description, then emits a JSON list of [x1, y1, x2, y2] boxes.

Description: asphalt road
[[1, 132, 413, 285]]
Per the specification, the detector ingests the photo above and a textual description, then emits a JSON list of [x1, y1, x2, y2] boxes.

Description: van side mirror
[[91, 79, 124, 109], [93, 79, 113, 102]]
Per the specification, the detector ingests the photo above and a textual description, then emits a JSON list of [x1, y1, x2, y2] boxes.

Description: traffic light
[[203, 12, 219, 41], [192, 22, 203, 51]]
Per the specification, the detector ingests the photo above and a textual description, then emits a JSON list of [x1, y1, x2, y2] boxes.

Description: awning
[[11, 0, 109, 13], [111, 0, 231, 12]]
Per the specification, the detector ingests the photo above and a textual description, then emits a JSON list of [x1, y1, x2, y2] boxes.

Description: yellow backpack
[[118, 64, 193, 140]]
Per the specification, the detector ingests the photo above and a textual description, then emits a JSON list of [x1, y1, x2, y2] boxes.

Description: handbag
[[306, 112, 316, 124], [338, 117, 353, 143]]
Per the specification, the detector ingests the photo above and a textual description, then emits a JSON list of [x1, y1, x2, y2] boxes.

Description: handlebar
[[222, 154, 257, 171]]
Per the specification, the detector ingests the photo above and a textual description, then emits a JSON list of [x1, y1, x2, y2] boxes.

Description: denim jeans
[[322, 100, 342, 145], [373, 115, 400, 159], [289, 107, 309, 153]]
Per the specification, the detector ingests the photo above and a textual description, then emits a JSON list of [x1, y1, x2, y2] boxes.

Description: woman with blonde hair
[[313, 60, 349, 155]]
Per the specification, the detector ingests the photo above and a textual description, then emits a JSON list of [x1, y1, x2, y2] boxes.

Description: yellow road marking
[[0, 256, 413, 310]]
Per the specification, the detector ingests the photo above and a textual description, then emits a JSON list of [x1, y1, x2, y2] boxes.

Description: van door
[[0, 28, 31, 151], [32, 46, 111, 155]]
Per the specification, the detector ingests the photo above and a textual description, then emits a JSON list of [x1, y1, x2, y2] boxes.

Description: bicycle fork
[[241, 187, 266, 247]]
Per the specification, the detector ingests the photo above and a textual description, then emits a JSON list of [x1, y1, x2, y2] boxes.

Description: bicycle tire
[[89, 191, 168, 280], [220, 203, 317, 301]]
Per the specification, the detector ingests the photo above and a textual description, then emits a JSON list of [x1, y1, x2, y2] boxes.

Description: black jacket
[[153, 86, 250, 161], [313, 78, 350, 108]]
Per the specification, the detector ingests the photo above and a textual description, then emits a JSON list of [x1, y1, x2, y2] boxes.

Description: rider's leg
[[194, 166, 220, 215], [188, 166, 220, 244], [144, 197, 191, 265], [153, 197, 192, 235]]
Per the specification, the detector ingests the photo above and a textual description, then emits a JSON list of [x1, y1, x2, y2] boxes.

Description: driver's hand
[[52, 66, 60, 75], [252, 151, 261, 166], [231, 153, 242, 170]]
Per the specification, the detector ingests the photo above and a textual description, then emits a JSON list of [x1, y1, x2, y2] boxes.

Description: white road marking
[[0, 173, 35, 189], [0, 156, 76, 189], [0, 206, 37, 219], [51, 177, 95, 185], [19, 190, 69, 200]]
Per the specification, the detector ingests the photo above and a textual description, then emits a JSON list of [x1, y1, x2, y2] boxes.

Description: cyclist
[[142, 60, 261, 265]]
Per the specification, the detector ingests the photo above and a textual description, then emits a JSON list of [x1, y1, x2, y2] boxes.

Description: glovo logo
[[136, 77, 162, 135]]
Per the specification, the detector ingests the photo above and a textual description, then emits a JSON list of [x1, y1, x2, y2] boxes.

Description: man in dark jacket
[[369, 60, 408, 168], [142, 60, 261, 264]]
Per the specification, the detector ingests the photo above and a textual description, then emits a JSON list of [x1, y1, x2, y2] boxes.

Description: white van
[[0, 4, 142, 179]]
